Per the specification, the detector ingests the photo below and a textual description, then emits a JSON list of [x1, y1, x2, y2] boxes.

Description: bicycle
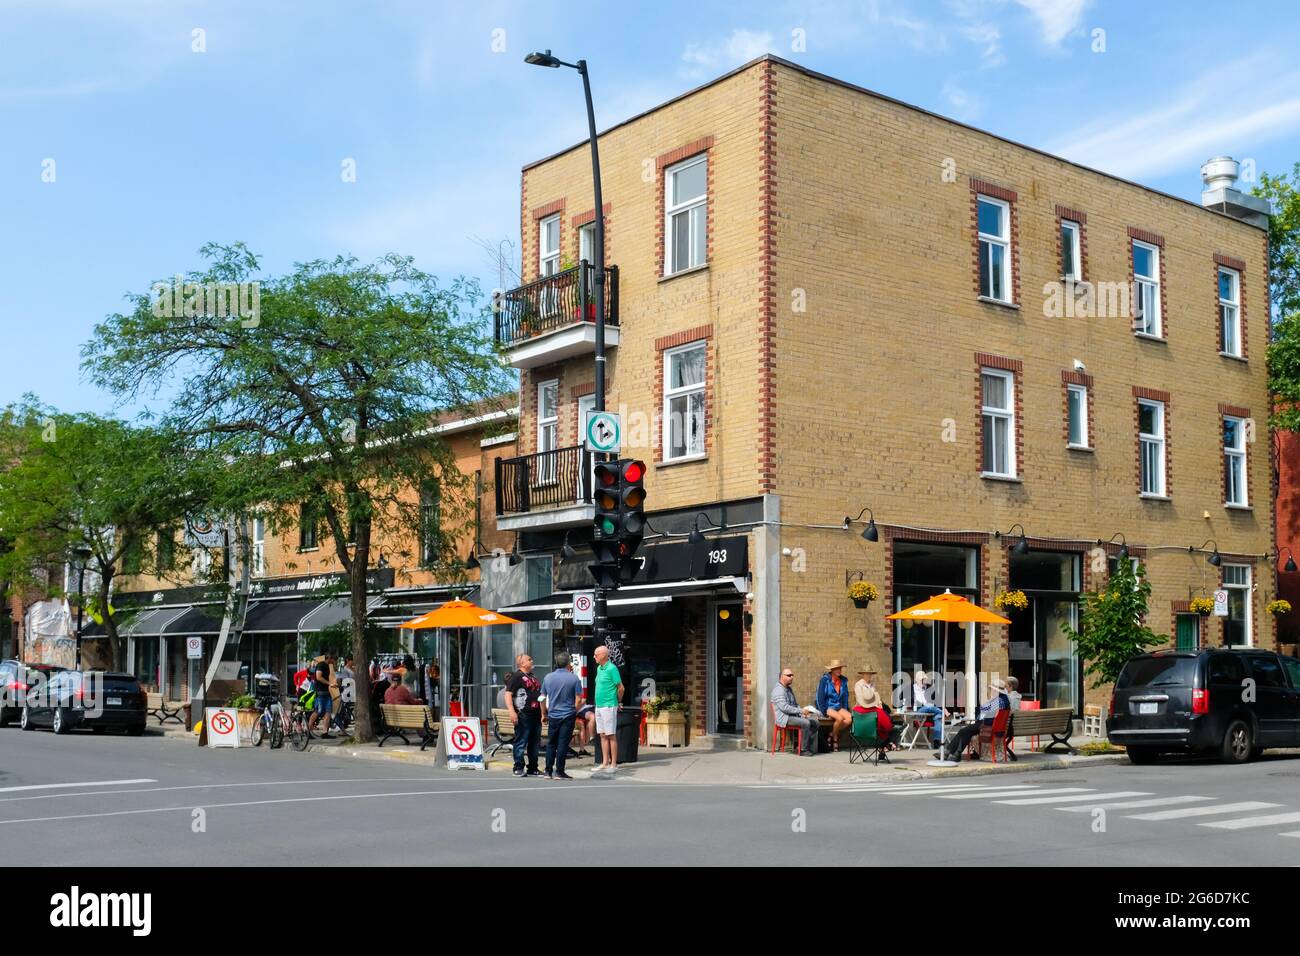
[[250, 696, 287, 749], [288, 688, 315, 751]]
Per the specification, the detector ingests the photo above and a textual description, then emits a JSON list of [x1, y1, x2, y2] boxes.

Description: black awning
[[160, 604, 226, 635], [497, 577, 747, 622], [242, 598, 320, 635], [369, 585, 480, 627]]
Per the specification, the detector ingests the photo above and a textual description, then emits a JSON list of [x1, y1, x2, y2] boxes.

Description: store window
[[892, 541, 979, 710], [1223, 564, 1252, 647], [1007, 551, 1081, 714]]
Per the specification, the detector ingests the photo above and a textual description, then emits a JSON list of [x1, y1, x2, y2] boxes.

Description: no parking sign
[[435, 716, 485, 770], [205, 707, 240, 749]]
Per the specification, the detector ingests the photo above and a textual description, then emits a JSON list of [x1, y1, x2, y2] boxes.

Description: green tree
[[1256, 165, 1300, 430], [83, 244, 507, 741], [1067, 559, 1166, 689], [0, 400, 219, 667]]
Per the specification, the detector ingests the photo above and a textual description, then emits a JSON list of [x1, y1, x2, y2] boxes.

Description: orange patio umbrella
[[398, 599, 520, 630]]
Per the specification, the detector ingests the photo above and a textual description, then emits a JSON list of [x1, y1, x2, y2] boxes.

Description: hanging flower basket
[[1189, 597, 1215, 616], [1267, 599, 1292, 617], [994, 589, 1028, 613], [847, 580, 878, 609]]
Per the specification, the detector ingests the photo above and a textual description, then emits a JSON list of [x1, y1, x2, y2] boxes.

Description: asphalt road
[[4, 725, 1300, 866]]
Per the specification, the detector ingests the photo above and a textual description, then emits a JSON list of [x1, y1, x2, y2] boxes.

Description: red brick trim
[[975, 354, 1023, 477], [757, 62, 777, 494], [1218, 402, 1251, 419], [572, 382, 595, 399], [1128, 227, 1168, 339], [656, 136, 715, 278], [1133, 387, 1172, 496], [653, 327, 714, 463], [570, 203, 612, 267], [1214, 253, 1247, 271], [530, 199, 566, 279], [970, 179, 1020, 305], [1061, 371, 1094, 446], [570, 202, 611, 229], [1053, 206, 1089, 282], [566, 382, 596, 446], [531, 198, 565, 220]]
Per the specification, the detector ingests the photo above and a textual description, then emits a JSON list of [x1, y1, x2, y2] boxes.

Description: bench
[[378, 703, 437, 750], [146, 692, 184, 726], [1006, 707, 1075, 757], [489, 708, 516, 757]]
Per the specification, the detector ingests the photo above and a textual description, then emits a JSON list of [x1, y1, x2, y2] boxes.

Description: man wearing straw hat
[[942, 676, 1010, 763]]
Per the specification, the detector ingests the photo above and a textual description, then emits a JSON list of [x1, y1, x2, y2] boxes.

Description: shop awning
[[369, 585, 479, 628], [496, 577, 748, 622], [82, 605, 190, 639], [242, 595, 386, 635], [160, 603, 226, 636]]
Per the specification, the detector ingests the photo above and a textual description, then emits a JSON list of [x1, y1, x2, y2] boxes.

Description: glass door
[[1040, 600, 1078, 712], [710, 601, 744, 735]]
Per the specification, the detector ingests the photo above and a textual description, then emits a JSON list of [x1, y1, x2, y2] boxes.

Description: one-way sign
[[584, 411, 621, 455]]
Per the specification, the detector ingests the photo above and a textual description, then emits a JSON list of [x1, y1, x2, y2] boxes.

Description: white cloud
[[942, 80, 985, 121], [962, 22, 1005, 67], [681, 28, 774, 77], [1015, 0, 1089, 47]]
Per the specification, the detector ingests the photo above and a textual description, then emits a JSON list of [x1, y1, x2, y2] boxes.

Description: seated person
[[943, 677, 1010, 762], [772, 667, 817, 756], [1006, 675, 1023, 710], [816, 660, 853, 752], [911, 670, 946, 751], [383, 679, 422, 706], [852, 675, 898, 745]]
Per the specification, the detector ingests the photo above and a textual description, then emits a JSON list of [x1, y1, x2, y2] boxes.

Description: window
[[156, 529, 175, 573], [578, 222, 596, 265], [298, 504, 318, 550], [122, 535, 143, 576], [1223, 416, 1247, 506], [1132, 240, 1161, 336], [977, 197, 1011, 302], [664, 155, 707, 275], [536, 379, 558, 483], [539, 215, 561, 277], [1219, 267, 1241, 357], [1060, 220, 1081, 281], [1223, 564, 1252, 647], [419, 481, 441, 567], [251, 517, 265, 576], [1138, 399, 1165, 496], [981, 368, 1015, 476], [1067, 384, 1088, 448], [663, 341, 706, 460]]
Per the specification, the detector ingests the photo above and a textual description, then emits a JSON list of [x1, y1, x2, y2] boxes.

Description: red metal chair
[[639, 700, 648, 745], [1017, 699, 1041, 753], [769, 703, 798, 754], [973, 707, 1012, 762]]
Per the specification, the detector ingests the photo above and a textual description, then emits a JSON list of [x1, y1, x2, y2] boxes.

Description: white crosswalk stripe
[[1199, 811, 1300, 830], [994, 791, 1150, 806], [854, 785, 1009, 795], [1056, 795, 1212, 813], [936, 786, 1084, 799], [1124, 801, 1280, 821]]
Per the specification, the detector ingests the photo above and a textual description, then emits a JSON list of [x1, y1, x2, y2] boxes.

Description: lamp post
[[71, 546, 92, 669], [526, 48, 610, 639]]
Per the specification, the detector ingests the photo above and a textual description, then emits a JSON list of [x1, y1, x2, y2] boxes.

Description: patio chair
[[972, 707, 1012, 762], [848, 710, 890, 765]]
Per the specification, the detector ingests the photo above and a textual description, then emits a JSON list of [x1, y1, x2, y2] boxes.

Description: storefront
[[891, 540, 981, 712], [1005, 549, 1082, 714]]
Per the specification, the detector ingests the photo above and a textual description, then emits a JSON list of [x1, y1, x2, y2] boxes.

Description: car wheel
[[52, 708, 68, 735], [126, 724, 145, 737], [1221, 719, 1252, 764], [20, 705, 34, 731], [1126, 745, 1159, 765]]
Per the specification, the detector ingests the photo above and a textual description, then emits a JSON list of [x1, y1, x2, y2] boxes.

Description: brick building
[[483, 55, 1275, 748]]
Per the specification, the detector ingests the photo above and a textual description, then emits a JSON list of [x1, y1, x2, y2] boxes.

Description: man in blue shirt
[[942, 677, 1010, 762], [540, 652, 583, 780]]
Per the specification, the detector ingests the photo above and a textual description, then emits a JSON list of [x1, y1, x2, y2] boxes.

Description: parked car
[[0, 660, 66, 727], [1108, 648, 1300, 764], [20, 670, 147, 736]]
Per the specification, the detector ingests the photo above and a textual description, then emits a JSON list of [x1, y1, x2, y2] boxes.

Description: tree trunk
[[349, 528, 375, 743], [98, 574, 121, 671]]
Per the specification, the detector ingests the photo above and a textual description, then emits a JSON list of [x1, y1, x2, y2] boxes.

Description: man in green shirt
[[593, 644, 624, 775]]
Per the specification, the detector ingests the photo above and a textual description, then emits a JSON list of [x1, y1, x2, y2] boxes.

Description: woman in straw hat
[[815, 659, 852, 751], [853, 669, 895, 741]]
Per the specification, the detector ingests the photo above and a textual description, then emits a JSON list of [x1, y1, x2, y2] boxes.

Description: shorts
[[313, 693, 333, 715], [576, 704, 595, 719], [595, 706, 618, 735]]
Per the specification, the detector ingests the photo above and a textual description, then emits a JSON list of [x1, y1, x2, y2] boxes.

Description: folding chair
[[847, 711, 890, 765]]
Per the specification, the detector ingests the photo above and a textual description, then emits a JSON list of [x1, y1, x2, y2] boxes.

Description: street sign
[[573, 591, 595, 626], [205, 707, 239, 749], [186, 637, 203, 660], [584, 411, 621, 455], [1214, 589, 1229, 616], [434, 716, 485, 770]]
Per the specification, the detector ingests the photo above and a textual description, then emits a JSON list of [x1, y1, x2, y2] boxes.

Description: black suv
[[1108, 648, 1300, 764], [0, 660, 66, 727], [20, 670, 147, 736]]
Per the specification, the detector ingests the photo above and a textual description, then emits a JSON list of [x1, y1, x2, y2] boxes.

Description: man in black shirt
[[307, 649, 334, 739], [504, 654, 542, 777]]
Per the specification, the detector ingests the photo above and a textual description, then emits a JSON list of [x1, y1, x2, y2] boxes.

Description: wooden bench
[[146, 692, 184, 726], [1007, 707, 1075, 757], [378, 703, 437, 750], [489, 708, 516, 757]]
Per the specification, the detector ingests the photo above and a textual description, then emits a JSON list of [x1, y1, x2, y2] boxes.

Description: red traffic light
[[622, 460, 645, 483]]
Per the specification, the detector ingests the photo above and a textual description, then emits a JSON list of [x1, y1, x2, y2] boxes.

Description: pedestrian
[[307, 649, 334, 740], [592, 644, 623, 775], [771, 665, 817, 755], [540, 652, 582, 780], [424, 661, 441, 713], [504, 653, 542, 777]]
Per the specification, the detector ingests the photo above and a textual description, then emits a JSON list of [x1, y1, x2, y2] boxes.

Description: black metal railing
[[494, 261, 619, 348], [495, 445, 592, 516]]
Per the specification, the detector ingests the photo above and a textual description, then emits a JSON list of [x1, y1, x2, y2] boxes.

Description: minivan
[[20, 670, 147, 736], [1108, 648, 1300, 764]]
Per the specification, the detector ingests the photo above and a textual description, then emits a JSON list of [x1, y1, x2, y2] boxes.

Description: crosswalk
[[764, 780, 1300, 837]]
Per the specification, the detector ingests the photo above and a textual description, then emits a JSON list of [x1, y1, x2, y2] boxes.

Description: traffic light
[[617, 459, 647, 582], [590, 460, 623, 588]]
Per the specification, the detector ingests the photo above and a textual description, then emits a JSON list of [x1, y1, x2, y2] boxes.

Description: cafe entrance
[[892, 541, 980, 711], [1006, 550, 1081, 714], [709, 599, 744, 735]]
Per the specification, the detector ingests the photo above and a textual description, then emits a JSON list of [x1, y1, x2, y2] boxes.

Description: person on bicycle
[[306, 650, 334, 740]]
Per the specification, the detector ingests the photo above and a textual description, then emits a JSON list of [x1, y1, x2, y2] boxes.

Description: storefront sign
[[435, 717, 485, 770], [1214, 589, 1229, 616], [248, 567, 395, 598], [205, 707, 239, 748], [628, 535, 748, 584]]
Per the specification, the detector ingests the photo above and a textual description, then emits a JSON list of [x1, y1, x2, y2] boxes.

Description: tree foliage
[[1256, 165, 1300, 430], [1067, 559, 1166, 689]]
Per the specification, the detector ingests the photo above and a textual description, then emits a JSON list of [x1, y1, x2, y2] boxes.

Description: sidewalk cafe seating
[[847, 710, 890, 765], [146, 692, 184, 726], [1003, 706, 1075, 757], [378, 702, 438, 750], [969, 707, 1011, 762], [489, 707, 516, 757]]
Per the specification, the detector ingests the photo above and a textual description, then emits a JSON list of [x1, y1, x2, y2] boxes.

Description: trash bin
[[615, 705, 641, 764]]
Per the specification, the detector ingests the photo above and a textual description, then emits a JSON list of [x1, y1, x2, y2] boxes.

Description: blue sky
[[4, 0, 1300, 415]]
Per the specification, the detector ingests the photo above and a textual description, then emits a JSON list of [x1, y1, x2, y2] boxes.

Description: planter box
[[645, 711, 687, 748], [236, 708, 261, 746]]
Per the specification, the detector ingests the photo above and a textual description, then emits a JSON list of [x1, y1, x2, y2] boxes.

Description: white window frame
[[1060, 220, 1082, 281], [980, 367, 1016, 477], [1223, 564, 1252, 647], [536, 379, 559, 484], [1223, 415, 1247, 507], [251, 516, 265, 576], [539, 215, 561, 277], [977, 196, 1011, 303], [1138, 398, 1166, 497], [1066, 383, 1089, 449], [664, 154, 707, 276], [1219, 267, 1241, 358], [1132, 240, 1161, 337], [663, 341, 707, 461], [578, 221, 596, 265]]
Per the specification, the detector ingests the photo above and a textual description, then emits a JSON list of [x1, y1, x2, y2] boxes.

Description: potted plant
[[228, 692, 260, 745], [994, 589, 1029, 613], [847, 580, 879, 609], [643, 694, 688, 748], [1189, 596, 1215, 616], [1267, 599, 1292, 617]]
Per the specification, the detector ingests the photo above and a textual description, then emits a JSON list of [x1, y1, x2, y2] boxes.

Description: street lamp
[[1279, 547, 1298, 573], [1103, 532, 1129, 561], [526, 48, 610, 635], [999, 524, 1030, 555], [71, 545, 92, 669], [843, 507, 879, 542], [1193, 539, 1222, 567]]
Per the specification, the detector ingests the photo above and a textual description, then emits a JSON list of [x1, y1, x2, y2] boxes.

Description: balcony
[[494, 262, 619, 369], [494, 444, 593, 531]]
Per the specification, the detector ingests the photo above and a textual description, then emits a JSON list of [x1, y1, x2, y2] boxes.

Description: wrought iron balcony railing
[[495, 445, 592, 516], [494, 261, 619, 348]]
